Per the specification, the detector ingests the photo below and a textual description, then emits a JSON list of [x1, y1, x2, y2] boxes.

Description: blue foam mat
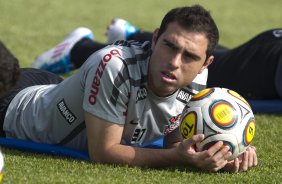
[[0, 138, 90, 160], [0, 137, 164, 161]]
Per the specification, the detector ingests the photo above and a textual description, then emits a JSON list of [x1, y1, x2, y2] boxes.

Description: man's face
[[148, 22, 213, 97]]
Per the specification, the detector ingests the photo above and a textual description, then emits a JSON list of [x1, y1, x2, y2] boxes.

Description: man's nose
[[168, 53, 181, 69]]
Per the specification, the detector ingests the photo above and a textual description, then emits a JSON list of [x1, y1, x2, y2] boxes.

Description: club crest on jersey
[[164, 114, 181, 135], [176, 88, 192, 104], [57, 99, 77, 124], [136, 86, 147, 102]]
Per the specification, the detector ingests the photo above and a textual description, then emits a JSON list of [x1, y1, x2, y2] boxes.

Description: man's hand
[[222, 146, 258, 172], [176, 134, 232, 172], [85, 111, 256, 171]]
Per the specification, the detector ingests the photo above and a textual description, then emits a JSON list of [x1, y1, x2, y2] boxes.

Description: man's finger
[[182, 134, 205, 149], [240, 151, 249, 171]]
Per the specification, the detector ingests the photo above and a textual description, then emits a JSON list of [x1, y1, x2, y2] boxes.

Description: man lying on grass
[[0, 5, 257, 172]]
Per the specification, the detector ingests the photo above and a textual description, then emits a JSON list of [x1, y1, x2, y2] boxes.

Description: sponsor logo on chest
[[176, 88, 192, 104]]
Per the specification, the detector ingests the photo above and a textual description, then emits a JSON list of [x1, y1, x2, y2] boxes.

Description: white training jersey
[[4, 41, 208, 151]]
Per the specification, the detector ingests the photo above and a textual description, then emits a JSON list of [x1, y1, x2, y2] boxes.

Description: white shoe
[[106, 18, 138, 43], [32, 27, 94, 74]]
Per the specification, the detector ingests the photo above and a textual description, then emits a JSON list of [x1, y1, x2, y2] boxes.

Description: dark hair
[[157, 5, 219, 59], [0, 41, 20, 97]]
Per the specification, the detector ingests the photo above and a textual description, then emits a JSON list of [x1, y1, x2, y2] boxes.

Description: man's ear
[[151, 28, 159, 49], [199, 55, 214, 74]]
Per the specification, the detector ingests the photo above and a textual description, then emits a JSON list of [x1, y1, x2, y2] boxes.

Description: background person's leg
[[70, 38, 107, 68], [275, 54, 282, 98]]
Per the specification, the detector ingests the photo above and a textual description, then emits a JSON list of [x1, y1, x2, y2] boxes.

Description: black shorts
[[0, 68, 63, 136], [208, 29, 282, 99]]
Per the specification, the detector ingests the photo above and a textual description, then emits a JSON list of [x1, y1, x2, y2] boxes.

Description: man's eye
[[184, 53, 192, 59], [183, 53, 198, 61], [165, 42, 178, 50]]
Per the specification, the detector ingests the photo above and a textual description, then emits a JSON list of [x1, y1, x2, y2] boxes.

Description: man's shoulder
[[95, 40, 151, 67], [111, 40, 152, 55], [112, 40, 151, 49], [80, 40, 151, 84]]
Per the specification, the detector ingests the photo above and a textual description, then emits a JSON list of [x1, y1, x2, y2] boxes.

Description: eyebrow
[[183, 50, 202, 61], [163, 39, 202, 61]]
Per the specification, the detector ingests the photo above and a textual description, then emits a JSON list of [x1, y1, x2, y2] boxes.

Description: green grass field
[[1, 0, 282, 183]]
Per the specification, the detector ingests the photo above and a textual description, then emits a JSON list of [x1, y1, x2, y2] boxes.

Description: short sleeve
[[81, 47, 130, 125]]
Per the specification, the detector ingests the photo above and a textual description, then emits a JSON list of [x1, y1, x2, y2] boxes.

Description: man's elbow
[[88, 149, 115, 164]]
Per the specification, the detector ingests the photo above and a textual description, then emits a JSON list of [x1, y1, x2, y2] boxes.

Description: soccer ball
[[179, 87, 255, 160]]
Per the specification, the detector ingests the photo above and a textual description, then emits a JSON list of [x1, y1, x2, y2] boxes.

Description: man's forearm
[[90, 144, 183, 168]]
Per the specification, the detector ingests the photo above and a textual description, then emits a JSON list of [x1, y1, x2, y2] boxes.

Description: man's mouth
[[161, 71, 176, 80]]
